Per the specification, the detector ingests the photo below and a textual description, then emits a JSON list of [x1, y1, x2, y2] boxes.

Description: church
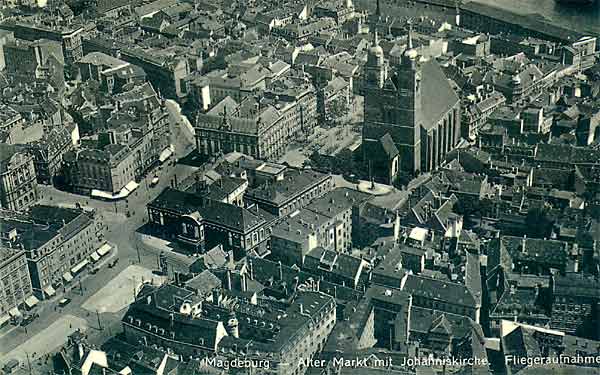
[[361, 28, 461, 182]]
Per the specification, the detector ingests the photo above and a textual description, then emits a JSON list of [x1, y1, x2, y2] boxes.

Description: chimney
[[522, 235, 527, 254], [278, 261, 283, 281], [241, 273, 248, 292], [77, 343, 84, 361], [299, 303, 304, 314], [226, 270, 232, 290], [212, 289, 220, 306]]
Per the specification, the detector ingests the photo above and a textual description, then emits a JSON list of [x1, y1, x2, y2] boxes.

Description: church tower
[[365, 32, 386, 89], [394, 27, 423, 172], [362, 23, 461, 178]]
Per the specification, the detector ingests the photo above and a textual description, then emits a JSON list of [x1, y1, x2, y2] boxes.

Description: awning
[[24, 295, 39, 309], [8, 307, 21, 318], [71, 259, 90, 274], [63, 272, 74, 283], [124, 181, 139, 193], [91, 189, 117, 199], [159, 147, 173, 162], [0, 314, 10, 326], [43, 285, 56, 297], [97, 244, 111, 257], [90, 252, 101, 262], [92, 180, 137, 200]]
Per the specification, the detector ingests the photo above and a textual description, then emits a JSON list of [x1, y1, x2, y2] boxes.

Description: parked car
[[108, 258, 119, 268], [20, 313, 39, 326], [58, 298, 71, 307], [150, 176, 159, 187], [90, 266, 100, 274]]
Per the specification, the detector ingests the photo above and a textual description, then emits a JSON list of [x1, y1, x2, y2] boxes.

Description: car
[[343, 174, 359, 183], [20, 313, 39, 326], [90, 266, 100, 274], [58, 298, 71, 307], [150, 176, 159, 187], [108, 258, 119, 268]]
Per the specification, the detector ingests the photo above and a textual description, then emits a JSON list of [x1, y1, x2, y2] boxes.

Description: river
[[469, 0, 600, 35]]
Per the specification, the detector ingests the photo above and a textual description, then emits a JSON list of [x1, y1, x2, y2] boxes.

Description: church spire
[[408, 22, 413, 50]]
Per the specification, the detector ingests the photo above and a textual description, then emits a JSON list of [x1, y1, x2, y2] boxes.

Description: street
[[0, 102, 197, 369]]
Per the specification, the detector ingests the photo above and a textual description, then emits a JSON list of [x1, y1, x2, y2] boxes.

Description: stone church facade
[[362, 31, 461, 180]]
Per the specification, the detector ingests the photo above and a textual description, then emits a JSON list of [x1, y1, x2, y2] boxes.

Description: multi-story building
[[245, 167, 333, 217], [0, 205, 107, 299], [313, 0, 355, 24], [302, 247, 370, 289], [28, 205, 106, 284], [550, 273, 600, 339], [0, 247, 33, 326], [196, 70, 317, 161], [77, 52, 146, 94], [64, 83, 170, 198], [0, 104, 24, 145], [63, 144, 138, 197], [263, 70, 318, 139], [3, 38, 65, 88], [462, 90, 506, 139], [401, 273, 481, 323], [362, 32, 461, 176], [20, 125, 75, 184], [305, 188, 371, 253], [120, 47, 190, 99], [206, 65, 269, 105], [0, 143, 38, 211], [7, 20, 84, 69], [196, 96, 286, 161], [270, 208, 336, 266], [113, 83, 172, 169], [122, 283, 336, 375], [0, 211, 62, 299], [147, 188, 276, 256], [492, 62, 547, 104]]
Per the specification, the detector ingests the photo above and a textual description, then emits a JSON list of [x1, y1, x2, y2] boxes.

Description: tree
[[327, 96, 350, 126]]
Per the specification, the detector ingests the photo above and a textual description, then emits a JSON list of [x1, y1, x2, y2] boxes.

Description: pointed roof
[[420, 61, 460, 130], [429, 314, 452, 336], [379, 133, 399, 158]]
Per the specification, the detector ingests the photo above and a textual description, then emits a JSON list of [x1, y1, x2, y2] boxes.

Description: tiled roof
[[246, 169, 330, 206], [149, 188, 266, 232], [402, 274, 478, 308], [419, 60, 460, 130], [305, 247, 367, 281]]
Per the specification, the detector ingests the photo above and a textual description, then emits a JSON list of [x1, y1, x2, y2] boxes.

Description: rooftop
[[246, 168, 330, 206]]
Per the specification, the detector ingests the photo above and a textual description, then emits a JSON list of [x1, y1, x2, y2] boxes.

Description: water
[[470, 0, 600, 35]]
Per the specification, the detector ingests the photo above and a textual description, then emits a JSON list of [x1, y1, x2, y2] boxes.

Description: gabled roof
[[429, 314, 452, 336], [420, 60, 460, 129], [402, 274, 478, 308], [148, 188, 267, 232]]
